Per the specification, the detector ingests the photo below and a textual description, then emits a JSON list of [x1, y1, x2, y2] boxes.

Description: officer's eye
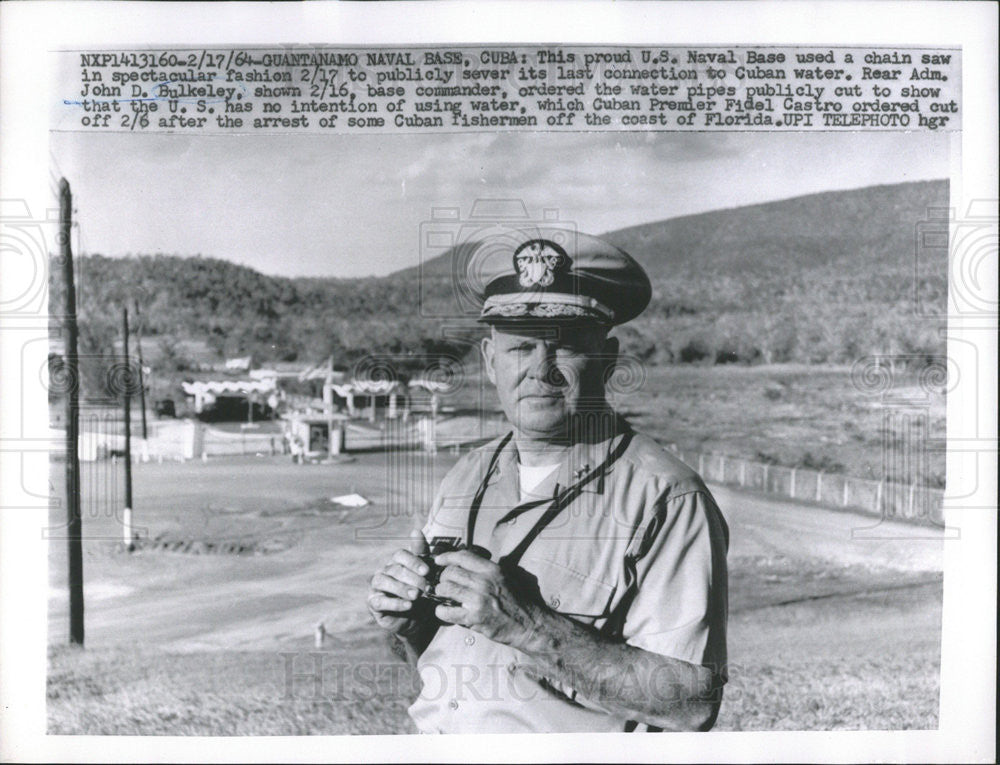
[[555, 344, 587, 358]]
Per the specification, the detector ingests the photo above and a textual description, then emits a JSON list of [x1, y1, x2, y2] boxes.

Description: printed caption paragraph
[[56, 46, 960, 133]]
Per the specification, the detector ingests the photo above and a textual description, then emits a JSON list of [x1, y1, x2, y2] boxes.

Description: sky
[[50, 130, 950, 278]]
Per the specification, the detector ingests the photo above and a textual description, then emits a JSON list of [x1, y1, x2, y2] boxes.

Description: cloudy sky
[[50, 130, 950, 278]]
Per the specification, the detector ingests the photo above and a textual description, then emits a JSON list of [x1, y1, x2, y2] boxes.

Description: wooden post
[[323, 368, 340, 458], [816, 472, 823, 502], [314, 622, 326, 648], [60, 179, 85, 645], [789, 467, 797, 499], [132, 299, 148, 440], [122, 307, 134, 551], [323, 356, 334, 429]]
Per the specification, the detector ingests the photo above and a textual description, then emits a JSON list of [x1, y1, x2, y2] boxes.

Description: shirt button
[[549, 596, 561, 609], [465, 634, 475, 646], [449, 699, 459, 710], [507, 662, 517, 674]]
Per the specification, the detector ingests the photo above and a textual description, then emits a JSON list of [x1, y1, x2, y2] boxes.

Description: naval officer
[[367, 229, 729, 733]]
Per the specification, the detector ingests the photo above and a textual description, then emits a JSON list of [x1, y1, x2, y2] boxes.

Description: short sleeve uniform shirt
[[408, 427, 729, 733]]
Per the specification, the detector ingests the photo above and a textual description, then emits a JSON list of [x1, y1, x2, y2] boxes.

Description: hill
[[50, 180, 948, 397], [410, 180, 946, 277]]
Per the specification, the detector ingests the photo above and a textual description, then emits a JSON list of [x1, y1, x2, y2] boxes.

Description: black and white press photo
[[44, 126, 953, 732], [1, 4, 996, 763]]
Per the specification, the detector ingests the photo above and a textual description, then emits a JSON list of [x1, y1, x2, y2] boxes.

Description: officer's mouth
[[519, 392, 564, 403]]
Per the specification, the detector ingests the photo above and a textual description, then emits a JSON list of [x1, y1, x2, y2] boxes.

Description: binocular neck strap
[[466, 430, 634, 568], [466, 431, 514, 549]]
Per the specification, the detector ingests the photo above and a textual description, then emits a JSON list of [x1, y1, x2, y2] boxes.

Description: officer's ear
[[596, 332, 620, 389], [601, 333, 620, 365], [481, 332, 497, 386]]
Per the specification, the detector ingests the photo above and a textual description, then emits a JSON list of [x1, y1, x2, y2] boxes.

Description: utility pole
[[324, 355, 335, 457], [60, 179, 84, 645], [132, 299, 148, 440], [122, 306, 134, 551]]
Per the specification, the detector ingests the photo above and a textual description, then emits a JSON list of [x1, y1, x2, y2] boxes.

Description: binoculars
[[419, 536, 491, 606]]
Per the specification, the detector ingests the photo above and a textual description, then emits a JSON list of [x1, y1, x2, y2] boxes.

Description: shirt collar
[[492, 414, 630, 498]]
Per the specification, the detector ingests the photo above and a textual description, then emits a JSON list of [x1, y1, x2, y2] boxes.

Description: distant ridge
[[403, 180, 948, 279]]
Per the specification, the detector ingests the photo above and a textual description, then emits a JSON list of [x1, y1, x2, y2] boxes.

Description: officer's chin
[[511, 403, 571, 439]]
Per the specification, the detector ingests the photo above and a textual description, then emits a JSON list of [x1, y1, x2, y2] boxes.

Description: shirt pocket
[[518, 555, 617, 624]]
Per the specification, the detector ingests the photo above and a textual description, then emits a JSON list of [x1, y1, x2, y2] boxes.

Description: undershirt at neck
[[518, 462, 560, 500]]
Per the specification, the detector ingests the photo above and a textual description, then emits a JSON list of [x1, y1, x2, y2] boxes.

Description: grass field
[[47, 440, 943, 734], [48, 577, 941, 734], [449, 363, 946, 486]]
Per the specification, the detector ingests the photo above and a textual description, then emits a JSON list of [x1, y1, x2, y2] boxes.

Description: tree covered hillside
[[50, 180, 948, 396]]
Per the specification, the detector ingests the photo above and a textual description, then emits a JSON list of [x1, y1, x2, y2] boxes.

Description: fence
[[665, 444, 945, 526], [66, 415, 943, 526], [63, 420, 282, 461], [194, 424, 283, 458], [69, 411, 510, 463]]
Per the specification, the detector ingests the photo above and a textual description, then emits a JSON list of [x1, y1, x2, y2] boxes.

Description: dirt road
[[48, 453, 942, 651]]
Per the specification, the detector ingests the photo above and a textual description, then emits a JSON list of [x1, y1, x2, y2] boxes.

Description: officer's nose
[[522, 342, 552, 381], [524, 343, 568, 388]]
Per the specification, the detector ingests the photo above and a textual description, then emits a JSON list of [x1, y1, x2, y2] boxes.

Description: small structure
[[330, 379, 409, 421], [181, 378, 279, 421], [294, 356, 412, 420], [153, 398, 176, 418], [224, 355, 253, 372], [284, 411, 350, 461]]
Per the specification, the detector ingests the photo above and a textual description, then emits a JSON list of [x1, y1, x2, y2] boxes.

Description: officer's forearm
[[512, 606, 722, 731]]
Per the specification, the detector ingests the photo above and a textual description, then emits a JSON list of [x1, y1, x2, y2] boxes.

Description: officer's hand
[[367, 530, 431, 635], [433, 550, 540, 648]]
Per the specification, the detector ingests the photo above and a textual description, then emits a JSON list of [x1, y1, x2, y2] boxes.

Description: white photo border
[[1, 1, 996, 762]]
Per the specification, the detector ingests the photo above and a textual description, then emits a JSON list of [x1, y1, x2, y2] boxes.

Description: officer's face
[[481, 325, 616, 441]]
